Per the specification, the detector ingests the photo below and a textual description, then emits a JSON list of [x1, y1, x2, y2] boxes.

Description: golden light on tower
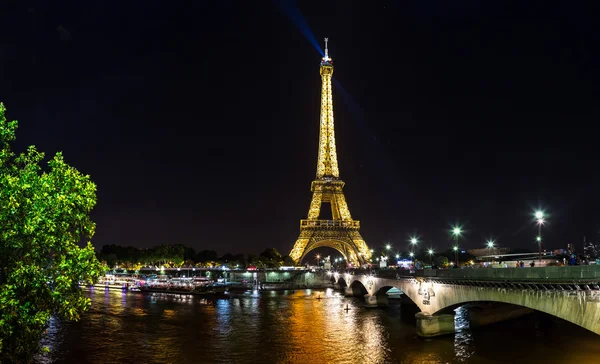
[[289, 38, 371, 266]]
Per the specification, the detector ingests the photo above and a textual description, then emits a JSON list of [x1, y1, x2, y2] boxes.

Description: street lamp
[[428, 249, 434, 266], [316, 254, 320, 268], [452, 226, 462, 243], [409, 252, 414, 258], [451, 226, 462, 267], [452, 246, 459, 267], [486, 240, 495, 263], [535, 210, 545, 263], [409, 237, 418, 259]]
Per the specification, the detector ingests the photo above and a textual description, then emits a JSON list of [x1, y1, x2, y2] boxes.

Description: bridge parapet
[[425, 266, 600, 282], [350, 266, 600, 283]]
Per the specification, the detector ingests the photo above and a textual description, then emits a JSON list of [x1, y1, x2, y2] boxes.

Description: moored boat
[[89, 275, 137, 291], [139, 284, 227, 296]]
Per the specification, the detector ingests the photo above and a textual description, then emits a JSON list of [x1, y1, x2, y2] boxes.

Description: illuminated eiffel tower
[[289, 39, 372, 267]]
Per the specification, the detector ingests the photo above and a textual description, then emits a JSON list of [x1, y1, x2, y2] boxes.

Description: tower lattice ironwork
[[289, 39, 372, 267]]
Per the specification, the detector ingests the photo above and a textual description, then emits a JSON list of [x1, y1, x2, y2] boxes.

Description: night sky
[[2, 1, 600, 257]]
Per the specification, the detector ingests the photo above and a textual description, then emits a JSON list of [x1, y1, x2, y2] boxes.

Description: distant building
[[467, 247, 511, 257]]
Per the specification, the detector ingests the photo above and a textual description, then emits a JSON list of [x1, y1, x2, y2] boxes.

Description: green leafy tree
[[435, 255, 449, 268], [0, 103, 102, 361], [283, 256, 296, 267]]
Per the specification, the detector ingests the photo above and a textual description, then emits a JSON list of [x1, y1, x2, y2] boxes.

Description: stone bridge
[[333, 266, 600, 337]]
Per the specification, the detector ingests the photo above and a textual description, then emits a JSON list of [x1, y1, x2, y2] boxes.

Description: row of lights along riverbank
[[316, 209, 547, 267]]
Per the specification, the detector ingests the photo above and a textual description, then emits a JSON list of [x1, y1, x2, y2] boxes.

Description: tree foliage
[[0, 103, 103, 361], [97, 244, 289, 270]]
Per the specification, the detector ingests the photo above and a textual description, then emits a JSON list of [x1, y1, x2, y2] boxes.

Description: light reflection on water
[[453, 306, 474, 363], [39, 288, 600, 363]]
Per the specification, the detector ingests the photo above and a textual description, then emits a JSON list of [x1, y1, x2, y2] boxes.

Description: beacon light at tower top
[[321, 37, 332, 64]]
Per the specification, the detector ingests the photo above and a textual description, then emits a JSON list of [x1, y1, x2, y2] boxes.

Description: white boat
[[90, 275, 136, 291]]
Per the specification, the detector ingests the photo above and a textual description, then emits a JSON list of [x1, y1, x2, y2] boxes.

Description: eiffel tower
[[289, 38, 372, 267]]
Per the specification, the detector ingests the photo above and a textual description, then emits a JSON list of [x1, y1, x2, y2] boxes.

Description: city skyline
[[2, 2, 600, 254]]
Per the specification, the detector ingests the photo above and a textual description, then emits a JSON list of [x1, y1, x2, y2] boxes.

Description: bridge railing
[[348, 266, 600, 282], [426, 266, 600, 281]]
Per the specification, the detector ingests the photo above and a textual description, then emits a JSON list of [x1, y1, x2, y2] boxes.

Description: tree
[[283, 256, 296, 267], [260, 248, 282, 261], [196, 250, 218, 263], [435, 255, 449, 268], [220, 253, 234, 263], [0, 104, 103, 361]]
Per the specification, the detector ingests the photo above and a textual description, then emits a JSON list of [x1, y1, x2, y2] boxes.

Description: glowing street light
[[395, 254, 400, 259], [452, 246, 459, 267], [409, 252, 414, 258], [428, 249, 434, 265], [451, 226, 462, 267], [486, 240, 495, 263], [409, 237, 418, 260], [385, 244, 391, 251], [534, 210, 545, 263]]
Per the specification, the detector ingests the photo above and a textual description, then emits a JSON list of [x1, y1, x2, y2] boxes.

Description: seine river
[[39, 288, 600, 363]]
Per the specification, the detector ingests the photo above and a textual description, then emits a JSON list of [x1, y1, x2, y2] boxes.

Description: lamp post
[[535, 211, 545, 263], [428, 249, 434, 266], [409, 237, 418, 260], [452, 226, 462, 267], [452, 246, 459, 268], [315, 254, 320, 269], [487, 240, 495, 263]]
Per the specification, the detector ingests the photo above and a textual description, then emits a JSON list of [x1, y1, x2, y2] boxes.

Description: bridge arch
[[392, 278, 600, 335], [336, 277, 348, 288], [298, 239, 360, 266], [347, 279, 368, 297], [374, 286, 394, 296]]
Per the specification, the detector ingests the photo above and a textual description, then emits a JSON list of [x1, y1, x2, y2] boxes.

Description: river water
[[39, 288, 600, 363]]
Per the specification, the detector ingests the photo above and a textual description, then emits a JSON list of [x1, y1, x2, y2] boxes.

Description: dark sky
[[2, 1, 600, 257]]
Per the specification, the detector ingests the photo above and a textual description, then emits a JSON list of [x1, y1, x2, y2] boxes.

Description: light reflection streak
[[41, 289, 600, 363], [453, 306, 474, 362]]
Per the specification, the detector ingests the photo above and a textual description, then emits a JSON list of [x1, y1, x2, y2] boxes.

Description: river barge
[[138, 284, 227, 296], [89, 275, 138, 291]]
